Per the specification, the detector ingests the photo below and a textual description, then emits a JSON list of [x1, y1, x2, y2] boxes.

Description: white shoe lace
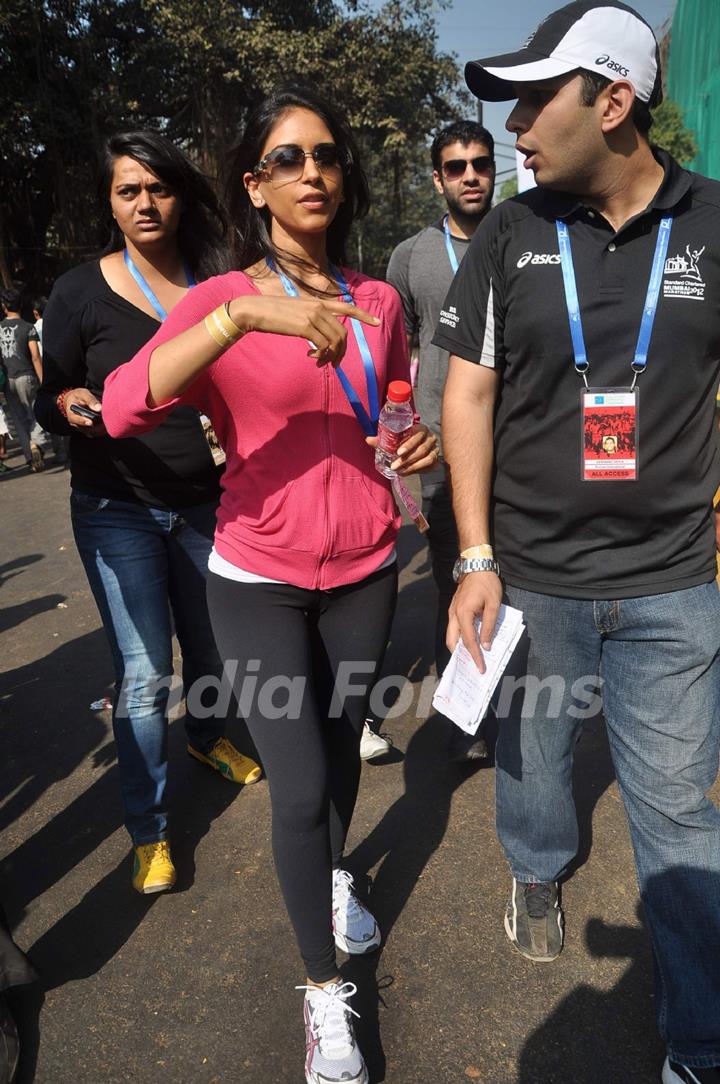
[[296, 981, 360, 1058], [332, 869, 363, 918]]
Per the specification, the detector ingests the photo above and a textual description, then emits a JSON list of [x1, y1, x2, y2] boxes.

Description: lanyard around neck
[[266, 257, 380, 437], [443, 215, 460, 275], [555, 215, 673, 381], [124, 249, 197, 322]]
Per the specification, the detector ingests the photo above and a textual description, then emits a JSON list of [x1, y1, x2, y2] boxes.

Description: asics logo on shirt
[[517, 251, 561, 268]]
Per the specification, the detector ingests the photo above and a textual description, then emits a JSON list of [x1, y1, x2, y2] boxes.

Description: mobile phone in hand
[[70, 403, 102, 423]]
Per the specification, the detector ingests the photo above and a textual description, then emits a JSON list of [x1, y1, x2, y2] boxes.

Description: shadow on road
[[0, 555, 44, 590], [1, 621, 258, 1081], [514, 862, 719, 1084], [0, 630, 110, 840]]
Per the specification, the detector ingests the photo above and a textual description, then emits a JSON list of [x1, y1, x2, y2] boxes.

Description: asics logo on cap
[[465, 1, 662, 108], [595, 53, 630, 77]]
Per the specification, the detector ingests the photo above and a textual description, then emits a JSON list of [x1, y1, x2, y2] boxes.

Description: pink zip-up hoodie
[[102, 269, 410, 590]]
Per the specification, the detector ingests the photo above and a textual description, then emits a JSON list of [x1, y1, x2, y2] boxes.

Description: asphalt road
[[1, 441, 714, 1084]]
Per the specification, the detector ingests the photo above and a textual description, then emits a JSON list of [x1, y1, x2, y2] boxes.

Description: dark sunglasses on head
[[441, 155, 494, 180], [252, 143, 345, 183]]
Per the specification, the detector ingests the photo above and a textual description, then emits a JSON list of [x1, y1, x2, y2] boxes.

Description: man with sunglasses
[[387, 120, 495, 762], [435, 2, 720, 1081]]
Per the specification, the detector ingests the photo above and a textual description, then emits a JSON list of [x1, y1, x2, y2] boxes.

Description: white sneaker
[[332, 869, 381, 955], [359, 720, 391, 760], [297, 981, 369, 1084]]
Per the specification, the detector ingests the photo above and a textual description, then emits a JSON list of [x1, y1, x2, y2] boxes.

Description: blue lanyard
[[443, 215, 460, 275], [266, 258, 380, 436], [124, 249, 197, 322], [555, 215, 672, 378]]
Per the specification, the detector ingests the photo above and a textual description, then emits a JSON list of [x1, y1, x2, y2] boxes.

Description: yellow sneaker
[[187, 737, 262, 785], [132, 840, 176, 894]]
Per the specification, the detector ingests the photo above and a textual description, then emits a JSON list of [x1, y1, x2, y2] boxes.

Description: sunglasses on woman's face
[[441, 155, 494, 180], [252, 143, 345, 184]]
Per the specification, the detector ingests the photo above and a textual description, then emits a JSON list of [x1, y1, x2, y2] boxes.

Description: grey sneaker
[[504, 878, 564, 962], [298, 981, 369, 1084], [448, 729, 488, 762], [359, 720, 391, 760], [332, 869, 381, 955]]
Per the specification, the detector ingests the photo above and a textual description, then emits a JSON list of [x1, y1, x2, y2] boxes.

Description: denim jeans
[[497, 582, 720, 1067], [71, 491, 226, 845]]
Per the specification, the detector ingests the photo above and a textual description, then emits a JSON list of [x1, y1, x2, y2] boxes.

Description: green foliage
[[497, 175, 518, 203], [650, 98, 698, 165], [0, 0, 465, 289]]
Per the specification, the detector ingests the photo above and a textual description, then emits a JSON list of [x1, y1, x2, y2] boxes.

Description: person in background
[[32, 297, 46, 349], [0, 288, 45, 472], [32, 295, 68, 466], [35, 130, 261, 896], [436, 3, 720, 1081], [387, 120, 495, 762], [0, 403, 9, 474], [101, 86, 437, 1084]]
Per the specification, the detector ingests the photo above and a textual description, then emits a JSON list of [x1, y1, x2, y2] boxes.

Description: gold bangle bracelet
[[211, 309, 240, 344], [212, 303, 242, 340], [204, 313, 230, 348], [222, 302, 243, 336]]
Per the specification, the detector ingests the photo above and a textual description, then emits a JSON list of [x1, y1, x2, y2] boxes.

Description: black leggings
[[207, 563, 397, 982]]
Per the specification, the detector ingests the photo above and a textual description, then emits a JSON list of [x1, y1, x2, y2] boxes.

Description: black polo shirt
[[433, 150, 720, 599]]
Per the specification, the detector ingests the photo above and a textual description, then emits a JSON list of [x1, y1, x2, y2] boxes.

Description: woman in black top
[[35, 131, 261, 894]]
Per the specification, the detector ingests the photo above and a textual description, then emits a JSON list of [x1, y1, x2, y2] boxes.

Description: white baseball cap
[[465, 0, 663, 106]]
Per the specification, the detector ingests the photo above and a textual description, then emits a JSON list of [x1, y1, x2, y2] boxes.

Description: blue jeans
[[497, 582, 720, 1067], [71, 491, 226, 845]]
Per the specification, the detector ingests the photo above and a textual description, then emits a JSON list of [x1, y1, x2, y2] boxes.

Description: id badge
[[581, 387, 638, 481]]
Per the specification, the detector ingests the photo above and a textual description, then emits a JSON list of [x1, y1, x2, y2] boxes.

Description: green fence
[[666, 0, 720, 180]]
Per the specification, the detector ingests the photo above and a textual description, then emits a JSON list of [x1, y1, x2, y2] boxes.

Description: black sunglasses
[[252, 143, 345, 184], [441, 155, 494, 180]]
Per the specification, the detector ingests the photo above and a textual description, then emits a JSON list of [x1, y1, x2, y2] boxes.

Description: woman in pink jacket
[[103, 85, 437, 1084]]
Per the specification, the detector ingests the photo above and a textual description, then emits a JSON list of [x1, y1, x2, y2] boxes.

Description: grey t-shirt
[[0, 318, 39, 379], [386, 220, 470, 449]]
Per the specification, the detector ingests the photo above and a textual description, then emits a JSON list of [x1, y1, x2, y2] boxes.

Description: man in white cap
[[434, 3, 720, 1082]]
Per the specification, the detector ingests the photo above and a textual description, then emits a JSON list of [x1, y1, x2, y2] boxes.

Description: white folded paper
[[432, 604, 525, 734]]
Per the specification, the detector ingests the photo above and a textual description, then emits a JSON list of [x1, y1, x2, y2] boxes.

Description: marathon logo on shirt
[[439, 304, 460, 330], [663, 244, 706, 301], [516, 251, 561, 268]]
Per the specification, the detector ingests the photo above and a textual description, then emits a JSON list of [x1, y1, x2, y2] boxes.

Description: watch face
[[452, 558, 463, 583]]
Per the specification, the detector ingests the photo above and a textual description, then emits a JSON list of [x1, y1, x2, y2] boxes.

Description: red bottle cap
[[387, 380, 412, 404]]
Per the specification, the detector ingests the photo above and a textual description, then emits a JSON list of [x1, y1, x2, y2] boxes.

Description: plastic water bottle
[[375, 380, 414, 479]]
